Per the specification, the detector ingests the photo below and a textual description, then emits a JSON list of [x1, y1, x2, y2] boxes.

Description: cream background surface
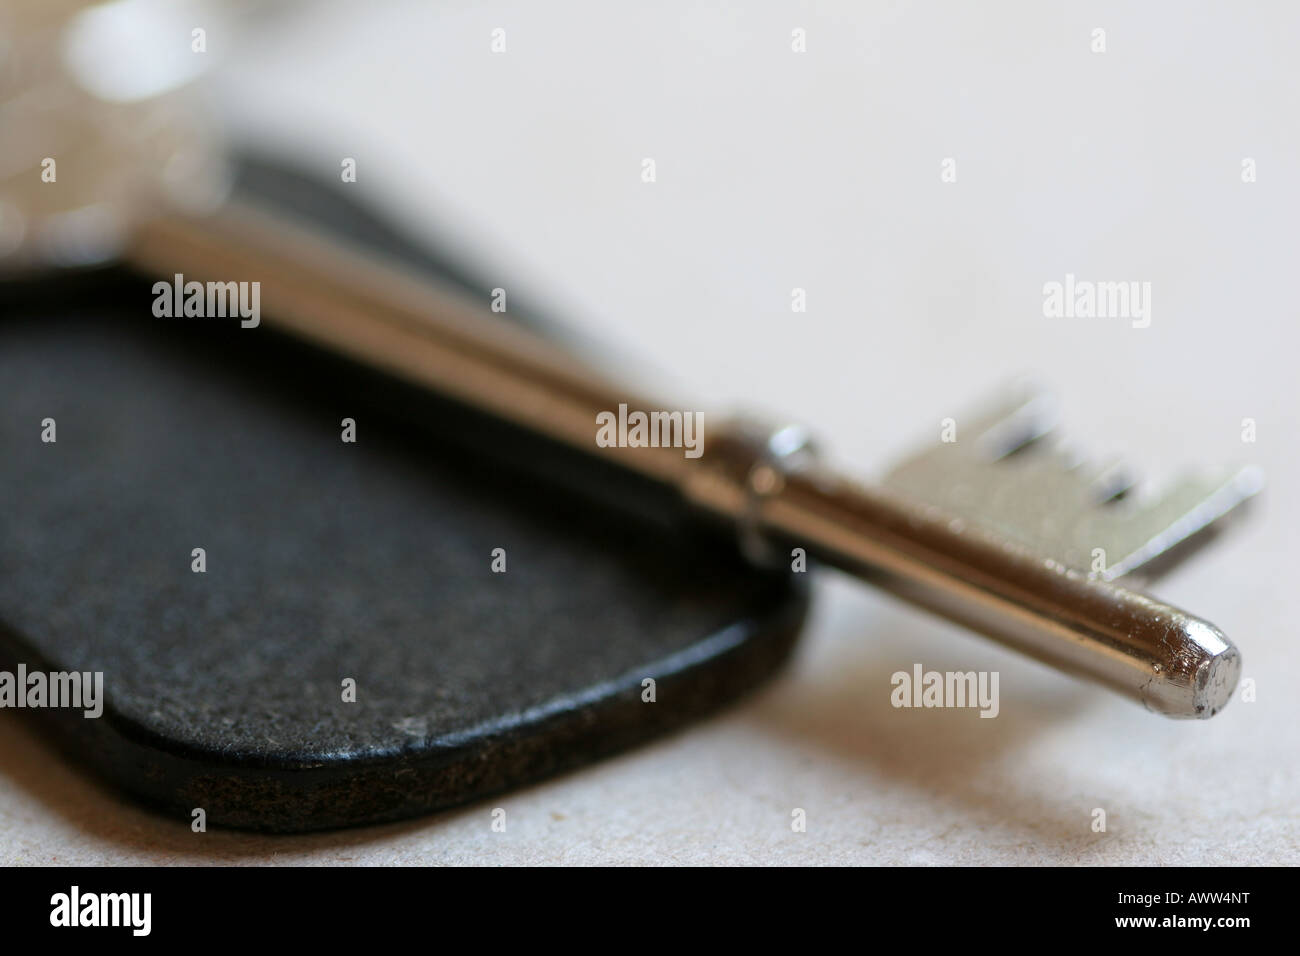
[[2, 0, 1297, 865]]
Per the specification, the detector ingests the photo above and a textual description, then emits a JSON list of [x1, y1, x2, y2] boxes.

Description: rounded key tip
[[1143, 618, 1241, 719], [1137, 616, 1240, 719], [1192, 638, 1241, 720]]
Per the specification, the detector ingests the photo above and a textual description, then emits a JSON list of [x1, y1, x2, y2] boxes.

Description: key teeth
[[1085, 464, 1264, 581], [883, 385, 1263, 580], [1086, 460, 1137, 504], [967, 386, 1060, 460]]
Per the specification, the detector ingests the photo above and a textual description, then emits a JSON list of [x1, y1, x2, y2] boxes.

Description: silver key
[[2, 3, 1262, 720], [130, 207, 1261, 719]]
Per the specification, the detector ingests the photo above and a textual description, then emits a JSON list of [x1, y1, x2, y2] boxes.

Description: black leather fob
[[0, 159, 808, 832]]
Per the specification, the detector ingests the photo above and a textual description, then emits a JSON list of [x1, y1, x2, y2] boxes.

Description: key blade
[[1080, 465, 1265, 580], [881, 386, 1264, 581]]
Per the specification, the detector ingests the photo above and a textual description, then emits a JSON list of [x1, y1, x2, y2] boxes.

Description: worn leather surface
[[0, 167, 806, 833]]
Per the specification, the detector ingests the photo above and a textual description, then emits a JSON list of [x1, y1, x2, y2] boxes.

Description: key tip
[[1192, 637, 1242, 719], [1142, 618, 1241, 719]]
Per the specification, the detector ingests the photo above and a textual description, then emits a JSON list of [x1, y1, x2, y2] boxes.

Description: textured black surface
[[0, 167, 807, 831]]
